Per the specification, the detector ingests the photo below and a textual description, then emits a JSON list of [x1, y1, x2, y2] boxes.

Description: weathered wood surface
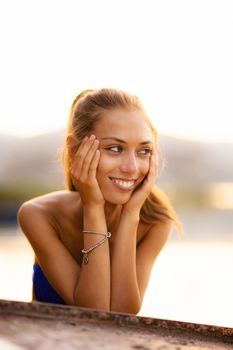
[[0, 299, 232, 349]]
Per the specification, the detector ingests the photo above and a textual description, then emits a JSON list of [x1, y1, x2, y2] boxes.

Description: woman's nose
[[120, 153, 139, 174]]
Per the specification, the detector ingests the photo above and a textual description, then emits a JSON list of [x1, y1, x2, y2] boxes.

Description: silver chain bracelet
[[83, 230, 107, 237], [81, 231, 111, 265]]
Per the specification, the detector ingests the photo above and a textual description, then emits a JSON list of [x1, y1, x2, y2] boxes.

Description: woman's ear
[[66, 135, 78, 160]]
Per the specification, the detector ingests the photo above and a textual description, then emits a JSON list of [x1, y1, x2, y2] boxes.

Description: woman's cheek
[[98, 152, 117, 169], [96, 152, 113, 183]]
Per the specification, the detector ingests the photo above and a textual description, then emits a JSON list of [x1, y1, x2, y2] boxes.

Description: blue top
[[32, 264, 65, 305]]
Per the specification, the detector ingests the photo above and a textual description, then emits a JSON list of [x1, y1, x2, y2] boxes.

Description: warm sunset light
[[1, 0, 233, 330], [209, 182, 233, 209], [0, 0, 233, 143]]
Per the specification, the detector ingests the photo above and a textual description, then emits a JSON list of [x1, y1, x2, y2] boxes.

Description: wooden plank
[[0, 299, 232, 349]]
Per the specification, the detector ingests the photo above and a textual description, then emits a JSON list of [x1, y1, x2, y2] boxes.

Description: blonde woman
[[18, 88, 181, 314]]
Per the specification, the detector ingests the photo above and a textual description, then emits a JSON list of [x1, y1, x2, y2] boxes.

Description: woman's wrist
[[121, 209, 140, 223], [83, 204, 105, 214], [83, 205, 107, 228]]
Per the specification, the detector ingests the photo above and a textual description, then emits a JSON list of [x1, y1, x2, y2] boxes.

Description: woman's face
[[93, 108, 155, 205]]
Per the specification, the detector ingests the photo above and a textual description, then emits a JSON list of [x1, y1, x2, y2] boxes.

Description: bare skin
[[18, 109, 172, 314]]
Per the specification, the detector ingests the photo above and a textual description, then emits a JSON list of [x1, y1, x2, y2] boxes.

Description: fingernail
[[90, 134, 95, 140]]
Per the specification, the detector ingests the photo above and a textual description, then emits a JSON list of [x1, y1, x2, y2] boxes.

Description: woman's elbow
[[111, 301, 141, 315], [73, 296, 110, 312]]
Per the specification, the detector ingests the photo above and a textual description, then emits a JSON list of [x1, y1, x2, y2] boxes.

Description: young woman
[[18, 88, 181, 314]]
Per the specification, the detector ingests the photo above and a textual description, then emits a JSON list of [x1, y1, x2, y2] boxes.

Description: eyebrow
[[98, 137, 153, 145]]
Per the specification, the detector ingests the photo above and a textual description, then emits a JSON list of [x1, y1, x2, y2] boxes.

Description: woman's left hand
[[122, 147, 158, 216]]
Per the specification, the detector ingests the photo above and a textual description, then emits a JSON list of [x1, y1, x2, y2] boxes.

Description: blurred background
[[0, 0, 232, 327]]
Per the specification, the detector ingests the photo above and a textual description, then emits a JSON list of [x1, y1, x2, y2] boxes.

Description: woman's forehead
[[94, 109, 154, 140]]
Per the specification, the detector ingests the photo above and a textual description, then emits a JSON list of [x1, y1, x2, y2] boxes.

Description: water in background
[[0, 208, 232, 328]]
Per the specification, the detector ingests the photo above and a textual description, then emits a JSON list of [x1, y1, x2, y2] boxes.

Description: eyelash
[[106, 146, 152, 156]]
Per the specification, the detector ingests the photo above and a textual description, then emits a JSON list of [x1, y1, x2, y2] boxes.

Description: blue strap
[[33, 264, 65, 305]]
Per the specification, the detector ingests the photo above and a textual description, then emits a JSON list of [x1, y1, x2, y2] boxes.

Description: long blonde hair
[[62, 88, 182, 232]]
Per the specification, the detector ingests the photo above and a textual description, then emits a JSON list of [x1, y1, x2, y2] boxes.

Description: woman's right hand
[[70, 135, 105, 208]]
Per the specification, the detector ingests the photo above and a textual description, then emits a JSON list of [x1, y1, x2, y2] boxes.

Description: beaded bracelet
[[81, 231, 111, 265]]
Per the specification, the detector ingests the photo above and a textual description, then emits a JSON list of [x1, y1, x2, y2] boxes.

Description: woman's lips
[[109, 177, 136, 191]]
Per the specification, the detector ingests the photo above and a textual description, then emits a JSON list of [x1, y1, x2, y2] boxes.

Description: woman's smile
[[109, 177, 137, 191], [93, 109, 154, 204]]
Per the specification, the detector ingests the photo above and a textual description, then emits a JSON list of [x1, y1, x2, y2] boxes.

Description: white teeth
[[111, 178, 135, 189]]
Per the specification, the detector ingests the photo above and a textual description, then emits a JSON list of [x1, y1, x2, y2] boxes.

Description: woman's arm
[[110, 211, 141, 313], [135, 220, 172, 300], [18, 202, 111, 310], [18, 202, 82, 305], [19, 135, 111, 310], [110, 147, 163, 314], [73, 205, 111, 311], [110, 214, 171, 314], [68, 134, 111, 310]]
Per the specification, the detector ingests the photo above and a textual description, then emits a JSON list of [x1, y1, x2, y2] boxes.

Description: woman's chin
[[103, 193, 132, 206]]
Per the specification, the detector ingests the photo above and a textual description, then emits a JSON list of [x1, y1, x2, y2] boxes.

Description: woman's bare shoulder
[[18, 190, 81, 225], [19, 190, 79, 210]]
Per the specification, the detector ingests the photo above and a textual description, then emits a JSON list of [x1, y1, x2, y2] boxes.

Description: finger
[[154, 153, 159, 176], [89, 149, 101, 179], [75, 135, 88, 155], [151, 144, 159, 177], [77, 135, 95, 158], [150, 145, 158, 174], [81, 139, 99, 179], [142, 153, 157, 189], [71, 136, 88, 174], [148, 153, 157, 179], [73, 135, 96, 179]]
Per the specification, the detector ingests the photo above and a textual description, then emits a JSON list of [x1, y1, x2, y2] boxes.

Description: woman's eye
[[105, 146, 152, 156], [138, 148, 152, 156], [107, 146, 122, 153]]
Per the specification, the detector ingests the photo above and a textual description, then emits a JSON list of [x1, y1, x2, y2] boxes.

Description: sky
[[0, 0, 233, 142]]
